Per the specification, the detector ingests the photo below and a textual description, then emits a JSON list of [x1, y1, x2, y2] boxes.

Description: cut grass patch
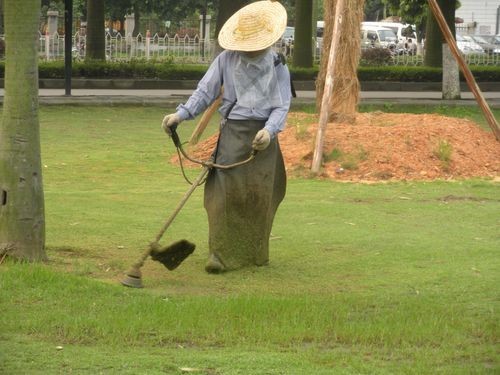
[[434, 138, 453, 171], [0, 105, 498, 374], [324, 144, 369, 170]]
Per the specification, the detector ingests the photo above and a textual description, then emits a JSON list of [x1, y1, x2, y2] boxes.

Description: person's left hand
[[252, 129, 271, 150]]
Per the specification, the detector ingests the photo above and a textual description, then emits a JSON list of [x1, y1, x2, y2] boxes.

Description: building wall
[[455, 0, 500, 35]]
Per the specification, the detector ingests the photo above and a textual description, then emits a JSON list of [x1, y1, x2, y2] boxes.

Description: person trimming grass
[[161, 1, 293, 273]]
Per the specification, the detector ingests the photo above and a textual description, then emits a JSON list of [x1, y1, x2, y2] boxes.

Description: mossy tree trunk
[[424, 0, 456, 67], [293, 0, 313, 68], [0, 0, 46, 261], [316, 0, 364, 123], [86, 0, 105, 60]]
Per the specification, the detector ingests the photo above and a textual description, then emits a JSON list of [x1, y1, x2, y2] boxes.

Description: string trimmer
[[121, 126, 257, 288]]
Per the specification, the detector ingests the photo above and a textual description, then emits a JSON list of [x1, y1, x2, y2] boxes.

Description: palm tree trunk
[[0, 0, 46, 261], [316, 0, 364, 123]]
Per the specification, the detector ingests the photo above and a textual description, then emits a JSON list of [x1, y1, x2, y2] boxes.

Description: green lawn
[[0, 105, 498, 374]]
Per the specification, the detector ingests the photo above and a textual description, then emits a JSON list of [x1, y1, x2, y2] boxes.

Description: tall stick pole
[[311, 0, 345, 174], [427, 0, 500, 141], [64, 0, 73, 96], [189, 93, 222, 145]]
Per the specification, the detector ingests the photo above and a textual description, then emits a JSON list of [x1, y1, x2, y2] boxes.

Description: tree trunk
[[86, 0, 105, 60], [0, 0, 4, 34], [214, 0, 248, 54], [442, 43, 460, 99], [424, 0, 456, 67], [132, 2, 140, 37], [293, 0, 313, 68], [316, 0, 364, 123], [0, 0, 46, 261]]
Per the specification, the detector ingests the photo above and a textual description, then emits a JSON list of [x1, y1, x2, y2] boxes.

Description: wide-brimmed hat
[[218, 1, 287, 52]]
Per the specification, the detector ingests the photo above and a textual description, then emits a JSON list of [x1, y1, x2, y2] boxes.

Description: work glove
[[161, 113, 182, 135], [252, 129, 271, 151]]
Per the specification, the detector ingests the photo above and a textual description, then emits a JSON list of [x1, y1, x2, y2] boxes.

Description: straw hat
[[218, 1, 288, 52]]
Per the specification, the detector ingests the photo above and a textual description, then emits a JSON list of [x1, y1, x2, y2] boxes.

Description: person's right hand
[[161, 113, 182, 135]]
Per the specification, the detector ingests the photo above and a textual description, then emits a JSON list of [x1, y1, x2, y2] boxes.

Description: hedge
[[0, 60, 498, 82]]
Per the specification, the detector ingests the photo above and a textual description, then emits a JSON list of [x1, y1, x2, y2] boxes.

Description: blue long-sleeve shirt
[[175, 49, 292, 138]]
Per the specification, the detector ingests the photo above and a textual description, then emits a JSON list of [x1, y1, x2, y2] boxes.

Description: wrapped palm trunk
[[204, 120, 286, 270], [316, 0, 365, 123]]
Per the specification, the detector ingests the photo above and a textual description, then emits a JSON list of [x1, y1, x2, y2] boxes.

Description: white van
[[317, 21, 324, 38], [362, 21, 416, 47], [316, 21, 324, 53], [317, 21, 398, 51], [361, 24, 397, 49]]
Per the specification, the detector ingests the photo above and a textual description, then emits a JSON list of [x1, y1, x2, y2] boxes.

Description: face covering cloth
[[233, 49, 284, 110]]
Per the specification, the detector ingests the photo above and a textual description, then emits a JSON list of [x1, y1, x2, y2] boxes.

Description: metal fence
[[37, 31, 217, 63], [0, 32, 498, 66], [381, 51, 499, 66]]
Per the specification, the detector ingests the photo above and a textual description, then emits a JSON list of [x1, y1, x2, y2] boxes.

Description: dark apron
[[203, 119, 286, 270]]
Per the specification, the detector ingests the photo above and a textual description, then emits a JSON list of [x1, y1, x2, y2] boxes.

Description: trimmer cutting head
[[121, 240, 196, 288], [150, 240, 196, 271], [121, 273, 144, 288], [121, 266, 144, 288]]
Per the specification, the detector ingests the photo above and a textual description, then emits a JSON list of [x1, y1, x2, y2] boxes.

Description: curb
[[1, 79, 499, 92], [2, 95, 495, 108]]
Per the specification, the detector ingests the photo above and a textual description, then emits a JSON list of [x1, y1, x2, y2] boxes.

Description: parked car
[[456, 34, 485, 54], [361, 24, 397, 49], [362, 21, 416, 48], [464, 35, 500, 55], [480, 34, 500, 48]]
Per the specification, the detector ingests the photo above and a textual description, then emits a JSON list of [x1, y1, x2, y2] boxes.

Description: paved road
[[0, 88, 499, 107]]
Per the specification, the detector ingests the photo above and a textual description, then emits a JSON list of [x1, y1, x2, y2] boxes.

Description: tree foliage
[[364, 0, 385, 21], [383, 0, 427, 41], [104, 0, 208, 23]]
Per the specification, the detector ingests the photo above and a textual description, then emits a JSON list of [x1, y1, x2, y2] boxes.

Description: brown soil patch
[[176, 112, 500, 181]]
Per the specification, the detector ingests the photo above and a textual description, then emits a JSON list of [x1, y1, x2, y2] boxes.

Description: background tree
[[293, 0, 313, 67], [424, 0, 456, 67], [0, 0, 46, 261], [364, 0, 385, 21], [316, 0, 365, 122], [104, 0, 211, 36], [214, 0, 249, 52], [279, 0, 295, 22], [86, 0, 105, 60]]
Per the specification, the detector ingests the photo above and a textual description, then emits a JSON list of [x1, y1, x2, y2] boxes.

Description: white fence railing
[[38, 31, 217, 63], [0, 32, 498, 66]]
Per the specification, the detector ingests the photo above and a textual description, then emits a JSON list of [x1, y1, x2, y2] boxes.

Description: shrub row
[[0, 60, 498, 82], [288, 65, 500, 82]]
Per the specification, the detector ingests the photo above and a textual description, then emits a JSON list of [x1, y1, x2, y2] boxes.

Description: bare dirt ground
[[181, 112, 500, 181]]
